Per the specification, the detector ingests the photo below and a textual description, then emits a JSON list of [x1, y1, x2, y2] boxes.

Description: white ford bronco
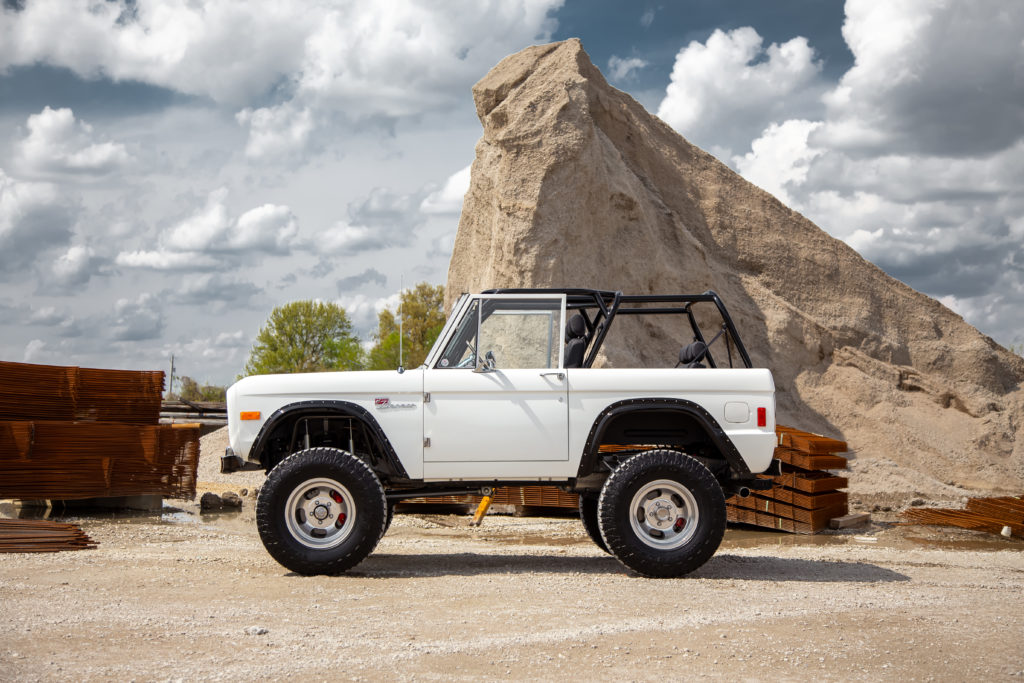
[[224, 289, 776, 577]]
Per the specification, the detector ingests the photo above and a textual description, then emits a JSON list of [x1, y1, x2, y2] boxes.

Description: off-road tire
[[381, 501, 395, 539], [256, 447, 386, 575], [578, 495, 610, 554], [597, 449, 726, 578]]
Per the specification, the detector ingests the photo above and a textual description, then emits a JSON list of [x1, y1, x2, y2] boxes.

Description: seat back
[[564, 314, 587, 368], [677, 341, 708, 368]]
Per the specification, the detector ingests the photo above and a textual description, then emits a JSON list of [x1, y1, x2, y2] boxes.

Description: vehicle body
[[225, 289, 777, 577]]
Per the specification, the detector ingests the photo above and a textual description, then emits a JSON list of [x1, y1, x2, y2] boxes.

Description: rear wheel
[[578, 495, 610, 553], [597, 449, 726, 578], [256, 447, 386, 575]]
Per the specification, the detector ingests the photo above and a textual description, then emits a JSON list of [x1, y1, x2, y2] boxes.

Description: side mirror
[[473, 350, 497, 373]]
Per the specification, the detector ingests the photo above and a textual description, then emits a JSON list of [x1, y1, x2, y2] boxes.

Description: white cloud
[[420, 165, 471, 215], [733, 120, 823, 205], [111, 292, 164, 342], [27, 305, 81, 337], [162, 329, 249, 365], [321, 187, 426, 254], [640, 9, 655, 28], [0, 168, 75, 273], [0, 0, 314, 106], [117, 188, 298, 270], [167, 274, 261, 308], [17, 107, 131, 176], [2, 1, 562, 158], [657, 5, 1024, 346], [656, 27, 824, 157], [607, 56, 648, 82], [233, 204, 299, 251], [115, 250, 220, 271], [235, 104, 314, 161], [336, 292, 400, 335], [819, 0, 1024, 156], [51, 244, 105, 288], [23, 339, 46, 362], [337, 268, 389, 292]]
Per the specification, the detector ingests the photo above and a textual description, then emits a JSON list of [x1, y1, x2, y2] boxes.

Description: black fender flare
[[249, 400, 409, 478], [576, 398, 751, 478]]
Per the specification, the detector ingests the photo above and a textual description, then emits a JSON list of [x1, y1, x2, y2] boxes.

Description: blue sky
[[0, 0, 1021, 385]]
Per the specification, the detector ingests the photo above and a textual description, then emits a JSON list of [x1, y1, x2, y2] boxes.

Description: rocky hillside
[[446, 39, 1024, 496]]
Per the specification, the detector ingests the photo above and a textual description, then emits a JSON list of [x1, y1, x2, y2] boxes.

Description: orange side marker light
[[240, 411, 261, 421]]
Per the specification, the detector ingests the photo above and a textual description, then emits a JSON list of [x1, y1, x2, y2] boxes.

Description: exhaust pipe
[[736, 486, 751, 498]]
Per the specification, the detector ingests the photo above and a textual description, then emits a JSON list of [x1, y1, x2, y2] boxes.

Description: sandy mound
[[446, 39, 1024, 497]]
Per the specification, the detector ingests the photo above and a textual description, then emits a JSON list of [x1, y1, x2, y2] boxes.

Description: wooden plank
[[761, 486, 848, 511], [771, 470, 848, 494], [829, 513, 871, 529], [776, 425, 848, 454], [726, 505, 819, 534], [773, 447, 849, 471], [727, 495, 847, 525]]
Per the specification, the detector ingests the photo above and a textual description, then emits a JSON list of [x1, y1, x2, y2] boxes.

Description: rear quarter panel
[[566, 368, 776, 473]]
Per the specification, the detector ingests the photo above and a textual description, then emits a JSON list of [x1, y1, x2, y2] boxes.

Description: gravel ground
[[1, 507, 1022, 681], [2, 431, 1022, 680]]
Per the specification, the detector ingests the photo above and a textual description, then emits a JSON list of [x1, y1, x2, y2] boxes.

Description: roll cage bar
[[480, 288, 753, 370]]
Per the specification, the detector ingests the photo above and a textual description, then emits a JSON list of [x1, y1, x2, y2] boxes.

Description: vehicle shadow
[[694, 553, 909, 582], [328, 552, 909, 583]]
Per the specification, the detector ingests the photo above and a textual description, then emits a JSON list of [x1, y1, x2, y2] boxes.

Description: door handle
[[540, 372, 565, 380]]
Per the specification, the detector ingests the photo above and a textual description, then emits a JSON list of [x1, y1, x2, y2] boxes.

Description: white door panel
[[423, 369, 569, 462]]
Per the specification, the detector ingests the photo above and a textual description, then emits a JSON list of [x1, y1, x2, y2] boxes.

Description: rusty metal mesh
[[903, 496, 1023, 538], [0, 361, 164, 424], [0, 519, 97, 553], [0, 421, 199, 500], [0, 361, 198, 502]]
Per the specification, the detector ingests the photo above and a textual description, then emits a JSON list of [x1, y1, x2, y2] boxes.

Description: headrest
[[679, 341, 708, 365], [565, 314, 587, 342]]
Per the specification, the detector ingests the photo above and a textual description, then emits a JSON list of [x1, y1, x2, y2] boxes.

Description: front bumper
[[220, 447, 264, 474]]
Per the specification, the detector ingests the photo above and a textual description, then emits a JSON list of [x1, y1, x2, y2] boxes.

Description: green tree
[[242, 300, 363, 376], [367, 283, 446, 370], [179, 376, 227, 402]]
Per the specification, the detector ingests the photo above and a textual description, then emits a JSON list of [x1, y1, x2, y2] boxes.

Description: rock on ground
[[446, 38, 1024, 497]]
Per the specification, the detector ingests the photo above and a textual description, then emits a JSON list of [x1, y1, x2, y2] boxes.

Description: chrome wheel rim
[[284, 477, 355, 550], [628, 479, 699, 550]]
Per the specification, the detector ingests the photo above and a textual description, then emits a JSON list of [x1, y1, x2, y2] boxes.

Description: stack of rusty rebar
[[0, 360, 199, 502], [0, 519, 97, 553], [725, 425, 850, 534], [903, 496, 1023, 538]]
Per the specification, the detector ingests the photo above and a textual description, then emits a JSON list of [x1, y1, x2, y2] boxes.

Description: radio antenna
[[398, 275, 404, 373]]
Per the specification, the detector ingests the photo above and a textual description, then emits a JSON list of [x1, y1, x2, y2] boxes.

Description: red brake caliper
[[329, 490, 346, 527], [673, 517, 685, 532]]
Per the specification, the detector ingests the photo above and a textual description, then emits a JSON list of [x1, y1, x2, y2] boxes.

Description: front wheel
[[597, 449, 726, 578], [256, 447, 387, 575]]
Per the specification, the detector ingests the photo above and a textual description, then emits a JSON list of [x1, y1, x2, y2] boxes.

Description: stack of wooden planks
[[725, 425, 850, 534], [903, 496, 1023, 538], [0, 361, 199, 502], [0, 519, 97, 553]]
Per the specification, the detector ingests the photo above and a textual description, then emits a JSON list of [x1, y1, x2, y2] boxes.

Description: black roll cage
[[481, 288, 753, 370]]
